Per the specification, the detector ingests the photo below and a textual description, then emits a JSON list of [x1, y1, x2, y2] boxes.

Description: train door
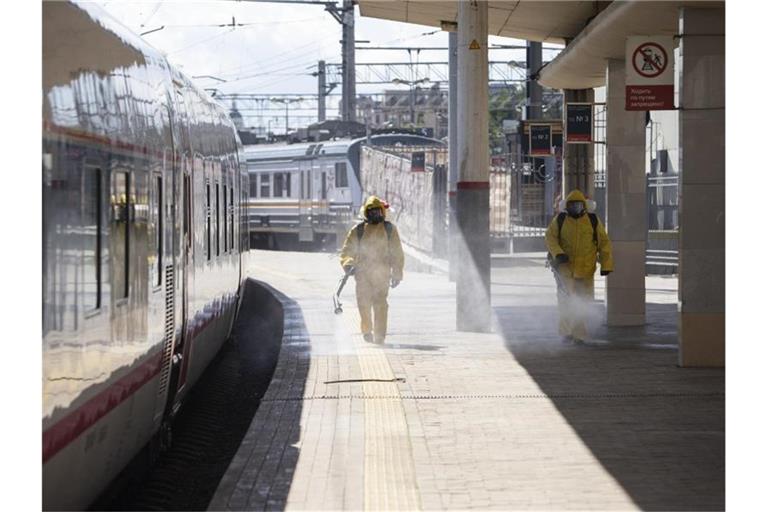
[[173, 84, 193, 402], [151, 94, 181, 425], [157, 82, 192, 420], [298, 159, 313, 242], [319, 167, 329, 219]]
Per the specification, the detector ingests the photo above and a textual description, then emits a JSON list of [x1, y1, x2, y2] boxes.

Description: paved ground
[[209, 250, 724, 511]]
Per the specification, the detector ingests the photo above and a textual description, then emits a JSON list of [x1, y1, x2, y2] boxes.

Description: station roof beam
[[357, 1, 607, 44]]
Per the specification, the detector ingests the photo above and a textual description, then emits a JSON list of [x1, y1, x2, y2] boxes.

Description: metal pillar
[[456, 0, 490, 333], [526, 41, 542, 120], [342, 0, 356, 122], [562, 89, 595, 198], [317, 60, 326, 122], [677, 7, 725, 367], [448, 30, 458, 282], [526, 40, 549, 216]]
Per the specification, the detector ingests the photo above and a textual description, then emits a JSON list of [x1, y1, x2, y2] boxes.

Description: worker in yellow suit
[[545, 189, 614, 344], [340, 196, 405, 344]]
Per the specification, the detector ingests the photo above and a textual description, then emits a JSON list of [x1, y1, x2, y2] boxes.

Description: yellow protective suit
[[545, 189, 614, 340], [340, 196, 405, 342]]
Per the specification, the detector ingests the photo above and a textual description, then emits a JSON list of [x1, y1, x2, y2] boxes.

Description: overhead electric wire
[[216, 46, 339, 83], [210, 28, 338, 78], [217, 39, 337, 79], [213, 22, 445, 82], [139, 1, 163, 28], [156, 17, 320, 28], [168, 28, 236, 55]]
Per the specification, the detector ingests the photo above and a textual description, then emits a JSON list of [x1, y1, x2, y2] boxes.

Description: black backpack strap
[[556, 212, 567, 243], [384, 221, 393, 240], [355, 222, 366, 242], [588, 213, 598, 245]]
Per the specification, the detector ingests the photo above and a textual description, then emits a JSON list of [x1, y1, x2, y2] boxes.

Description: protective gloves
[[390, 278, 400, 289], [555, 253, 569, 265], [600, 270, 612, 276]]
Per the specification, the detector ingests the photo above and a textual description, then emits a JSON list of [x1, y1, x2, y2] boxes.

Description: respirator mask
[[367, 207, 384, 224], [566, 201, 585, 218]]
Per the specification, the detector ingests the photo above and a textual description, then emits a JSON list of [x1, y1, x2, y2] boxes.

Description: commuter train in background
[[245, 134, 445, 249], [43, 2, 249, 509]]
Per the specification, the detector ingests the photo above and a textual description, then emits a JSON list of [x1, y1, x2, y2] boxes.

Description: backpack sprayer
[[333, 266, 354, 314]]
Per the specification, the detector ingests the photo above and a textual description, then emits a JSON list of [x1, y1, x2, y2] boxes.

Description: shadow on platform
[[494, 302, 725, 511], [207, 280, 311, 510]]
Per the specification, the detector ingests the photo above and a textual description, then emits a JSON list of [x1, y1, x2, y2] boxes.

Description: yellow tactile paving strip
[[260, 263, 422, 510], [211, 253, 724, 511], [344, 307, 421, 510]]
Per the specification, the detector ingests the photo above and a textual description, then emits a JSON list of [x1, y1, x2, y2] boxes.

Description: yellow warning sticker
[[469, 39, 481, 50]]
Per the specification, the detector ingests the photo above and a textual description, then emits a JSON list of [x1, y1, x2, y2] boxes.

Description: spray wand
[[333, 266, 354, 314]]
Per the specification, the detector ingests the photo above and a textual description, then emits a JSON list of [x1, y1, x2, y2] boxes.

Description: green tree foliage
[[488, 84, 525, 154]]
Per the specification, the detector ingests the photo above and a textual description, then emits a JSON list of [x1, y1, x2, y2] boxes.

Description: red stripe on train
[[42, 350, 164, 463], [43, 122, 167, 160]]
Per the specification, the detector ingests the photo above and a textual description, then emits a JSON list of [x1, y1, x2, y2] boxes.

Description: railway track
[[93, 282, 283, 511]]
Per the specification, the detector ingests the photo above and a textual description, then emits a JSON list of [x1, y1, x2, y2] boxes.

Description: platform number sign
[[529, 124, 552, 156], [566, 103, 592, 143], [625, 36, 674, 110]]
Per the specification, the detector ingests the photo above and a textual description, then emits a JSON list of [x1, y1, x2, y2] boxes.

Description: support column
[[342, 0, 356, 122], [456, 0, 490, 332], [605, 59, 646, 326], [562, 89, 595, 198], [448, 30, 459, 282], [317, 60, 326, 122], [526, 41, 542, 120], [677, 7, 725, 367]]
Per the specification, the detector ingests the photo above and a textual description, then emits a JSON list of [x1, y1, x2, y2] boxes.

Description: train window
[[156, 175, 163, 286], [113, 171, 130, 300], [335, 163, 349, 188], [223, 185, 228, 253], [222, 185, 229, 253], [272, 172, 285, 197], [285, 172, 292, 197], [206, 182, 211, 261], [260, 174, 270, 198], [249, 174, 258, 198], [230, 187, 235, 251], [216, 183, 221, 256], [83, 167, 102, 310], [321, 172, 327, 199]]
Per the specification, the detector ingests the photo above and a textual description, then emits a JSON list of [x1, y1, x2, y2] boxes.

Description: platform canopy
[[536, 0, 722, 89], [357, 1, 605, 45], [358, 0, 724, 89]]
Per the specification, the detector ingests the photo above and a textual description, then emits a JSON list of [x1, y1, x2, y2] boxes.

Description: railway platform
[[209, 250, 724, 511]]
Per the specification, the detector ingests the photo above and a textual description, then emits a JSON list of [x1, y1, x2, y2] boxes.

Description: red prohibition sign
[[632, 42, 668, 78]]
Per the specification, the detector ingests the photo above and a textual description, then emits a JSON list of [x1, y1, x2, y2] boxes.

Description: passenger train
[[43, 2, 248, 509], [245, 134, 445, 249]]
